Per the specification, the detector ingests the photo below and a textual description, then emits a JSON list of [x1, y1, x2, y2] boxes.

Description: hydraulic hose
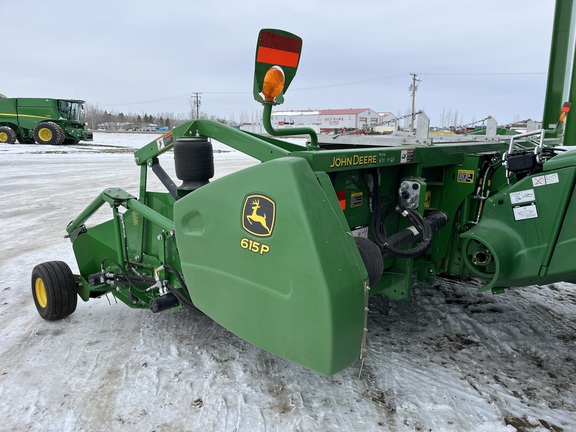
[[382, 202, 432, 258], [162, 263, 200, 312], [384, 211, 448, 257], [369, 170, 445, 259]]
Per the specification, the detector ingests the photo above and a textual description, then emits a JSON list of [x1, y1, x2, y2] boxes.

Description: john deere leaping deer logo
[[242, 194, 276, 237]]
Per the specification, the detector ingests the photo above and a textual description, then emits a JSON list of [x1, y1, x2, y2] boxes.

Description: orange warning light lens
[[559, 102, 572, 122], [262, 67, 285, 102]]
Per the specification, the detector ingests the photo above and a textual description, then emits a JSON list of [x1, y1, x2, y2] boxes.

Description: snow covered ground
[[1, 132, 575, 432]]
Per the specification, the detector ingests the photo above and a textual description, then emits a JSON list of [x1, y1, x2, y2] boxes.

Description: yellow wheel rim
[[35, 278, 48, 308], [38, 128, 53, 142], [0, 132, 7, 142]]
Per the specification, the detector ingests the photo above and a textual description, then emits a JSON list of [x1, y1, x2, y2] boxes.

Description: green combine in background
[[0, 97, 92, 144], [30, 1, 576, 375]]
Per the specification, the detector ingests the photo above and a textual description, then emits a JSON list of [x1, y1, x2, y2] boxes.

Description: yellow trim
[[0, 112, 51, 119], [35, 278, 48, 309]]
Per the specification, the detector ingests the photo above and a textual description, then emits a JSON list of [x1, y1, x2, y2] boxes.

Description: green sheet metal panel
[[461, 162, 576, 291], [543, 0, 574, 133], [174, 157, 367, 375]]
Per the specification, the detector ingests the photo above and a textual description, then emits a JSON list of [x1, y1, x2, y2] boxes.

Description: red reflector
[[336, 190, 347, 210], [257, 46, 300, 68], [562, 102, 571, 113], [259, 30, 302, 53], [257, 30, 302, 68]]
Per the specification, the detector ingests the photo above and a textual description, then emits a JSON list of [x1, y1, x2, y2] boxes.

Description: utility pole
[[409, 73, 421, 132], [192, 92, 202, 119]]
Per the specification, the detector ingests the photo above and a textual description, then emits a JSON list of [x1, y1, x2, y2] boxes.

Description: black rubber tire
[[355, 236, 384, 287], [0, 126, 17, 144], [31, 261, 78, 320], [33, 122, 65, 145]]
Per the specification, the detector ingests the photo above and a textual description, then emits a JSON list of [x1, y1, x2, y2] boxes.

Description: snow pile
[[0, 133, 575, 431]]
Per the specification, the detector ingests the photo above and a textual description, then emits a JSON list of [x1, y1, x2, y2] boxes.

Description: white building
[[373, 112, 398, 134], [271, 108, 382, 133]]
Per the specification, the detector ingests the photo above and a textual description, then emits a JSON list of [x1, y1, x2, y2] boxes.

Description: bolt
[[157, 235, 163, 241]]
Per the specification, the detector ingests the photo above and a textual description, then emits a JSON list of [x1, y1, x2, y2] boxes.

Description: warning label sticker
[[156, 131, 175, 150], [510, 189, 535, 205], [350, 192, 363, 208], [400, 149, 414, 164], [513, 203, 538, 221], [457, 169, 475, 183], [532, 173, 559, 187]]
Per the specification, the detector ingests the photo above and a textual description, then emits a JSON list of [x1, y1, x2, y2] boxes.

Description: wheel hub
[[34, 278, 48, 308], [38, 128, 53, 142]]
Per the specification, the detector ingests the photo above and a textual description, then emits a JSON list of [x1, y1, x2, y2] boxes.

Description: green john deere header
[[31, 0, 576, 375]]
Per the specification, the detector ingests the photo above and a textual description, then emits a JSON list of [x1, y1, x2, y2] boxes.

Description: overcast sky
[[1, 0, 559, 125]]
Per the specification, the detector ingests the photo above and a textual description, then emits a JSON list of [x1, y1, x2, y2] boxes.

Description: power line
[[422, 71, 545, 76], [97, 71, 547, 108]]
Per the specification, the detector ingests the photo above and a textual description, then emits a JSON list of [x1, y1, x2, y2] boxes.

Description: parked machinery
[[31, 2, 576, 374], [0, 97, 92, 144]]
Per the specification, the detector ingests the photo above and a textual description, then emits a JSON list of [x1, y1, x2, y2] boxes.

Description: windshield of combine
[[58, 100, 82, 121]]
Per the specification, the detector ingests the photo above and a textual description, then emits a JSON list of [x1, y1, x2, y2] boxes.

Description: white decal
[[532, 176, 545, 187], [510, 189, 535, 205], [513, 204, 538, 221], [532, 173, 559, 187], [545, 173, 559, 184], [400, 149, 413, 164]]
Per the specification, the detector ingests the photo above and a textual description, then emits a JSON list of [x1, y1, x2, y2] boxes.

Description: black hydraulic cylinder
[[151, 161, 179, 200], [386, 211, 449, 251], [150, 293, 180, 313]]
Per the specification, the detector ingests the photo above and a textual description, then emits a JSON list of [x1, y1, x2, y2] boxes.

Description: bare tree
[[452, 110, 460, 128]]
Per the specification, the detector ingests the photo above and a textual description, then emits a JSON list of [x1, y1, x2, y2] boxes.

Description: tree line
[[83, 103, 234, 131]]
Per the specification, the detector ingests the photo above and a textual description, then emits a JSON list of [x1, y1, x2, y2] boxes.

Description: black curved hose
[[100, 256, 154, 293], [382, 202, 432, 258], [369, 171, 432, 259], [162, 263, 200, 312], [99, 257, 199, 313]]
